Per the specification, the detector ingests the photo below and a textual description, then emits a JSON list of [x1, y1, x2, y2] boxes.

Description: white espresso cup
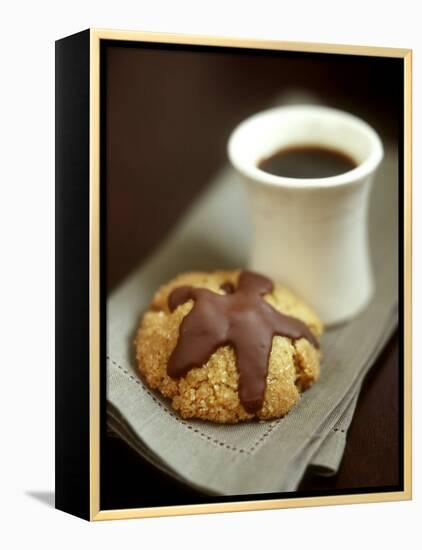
[[228, 105, 383, 326]]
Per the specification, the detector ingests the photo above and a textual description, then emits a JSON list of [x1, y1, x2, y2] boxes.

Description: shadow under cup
[[228, 105, 384, 326]]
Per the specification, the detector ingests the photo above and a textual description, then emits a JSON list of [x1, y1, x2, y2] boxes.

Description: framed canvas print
[[55, 28, 412, 521]]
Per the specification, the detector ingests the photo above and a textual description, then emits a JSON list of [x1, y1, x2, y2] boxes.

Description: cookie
[[135, 270, 323, 423]]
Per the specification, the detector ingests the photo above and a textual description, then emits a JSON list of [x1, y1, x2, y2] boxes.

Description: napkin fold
[[106, 141, 398, 496]]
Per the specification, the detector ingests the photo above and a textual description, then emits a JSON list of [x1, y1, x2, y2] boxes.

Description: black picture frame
[[55, 29, 412, 521]]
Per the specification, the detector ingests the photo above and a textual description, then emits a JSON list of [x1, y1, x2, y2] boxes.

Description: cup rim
[[227, 105, 384, 189]]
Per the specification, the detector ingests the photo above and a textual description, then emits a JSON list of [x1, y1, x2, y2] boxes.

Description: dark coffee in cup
[[258, 145, 357, 179]]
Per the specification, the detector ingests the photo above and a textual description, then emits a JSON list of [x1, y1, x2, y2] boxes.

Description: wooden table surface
[[102, 43, 402, 509]]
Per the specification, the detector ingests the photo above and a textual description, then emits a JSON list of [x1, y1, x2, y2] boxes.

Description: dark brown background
[[102, 42, 402, 509]]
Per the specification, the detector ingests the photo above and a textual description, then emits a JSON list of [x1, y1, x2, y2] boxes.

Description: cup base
[[321, 289, 374, 329]]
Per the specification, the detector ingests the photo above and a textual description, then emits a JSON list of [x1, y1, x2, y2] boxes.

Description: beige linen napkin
[[106, 139, 398, 495]]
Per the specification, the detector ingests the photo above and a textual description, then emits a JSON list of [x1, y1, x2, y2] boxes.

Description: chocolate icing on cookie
[[220, 282, 235, 294], [167, 271, 319, 413]]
